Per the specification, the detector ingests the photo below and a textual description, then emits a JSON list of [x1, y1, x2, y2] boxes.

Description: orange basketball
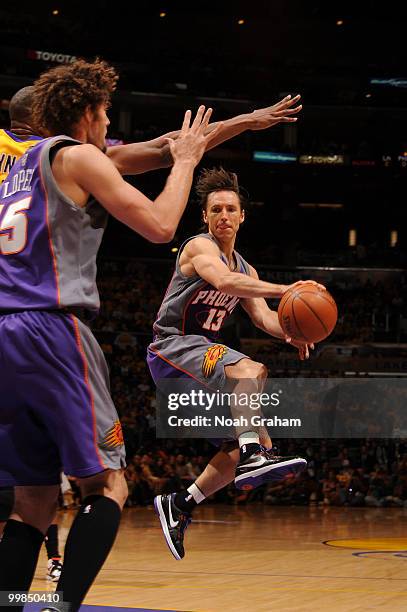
[[278, 283, 338, 343]]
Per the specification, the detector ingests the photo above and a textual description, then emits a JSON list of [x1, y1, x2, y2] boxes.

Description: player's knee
[[116, 473, 128, 508], [256, 362, 268, 380], [80, 468, 128, 509], [12, 485, 59, 534], [246, 360, 267, 381], [103, 473, 128, 510], [226, 358, 267, 380]]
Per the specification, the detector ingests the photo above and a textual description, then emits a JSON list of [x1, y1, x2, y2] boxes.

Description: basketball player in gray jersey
[[148, 167, 325, 560]]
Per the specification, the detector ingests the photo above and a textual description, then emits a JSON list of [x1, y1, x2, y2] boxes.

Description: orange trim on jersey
[[149, 346, 210, 388], [39, 161, 61, 306], [70, 315, 106, 470]]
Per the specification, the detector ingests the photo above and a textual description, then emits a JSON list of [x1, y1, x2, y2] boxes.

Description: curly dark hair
[[32, 59, 118, 137], [195, 167, 246, 213]]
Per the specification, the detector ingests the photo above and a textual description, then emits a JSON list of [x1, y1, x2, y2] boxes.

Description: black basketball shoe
[[235, 448, 307, 490], [154, 493, 192, 560]]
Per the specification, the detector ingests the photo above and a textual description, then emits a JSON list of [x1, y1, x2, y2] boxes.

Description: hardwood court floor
[[32, 505, 407, 612]]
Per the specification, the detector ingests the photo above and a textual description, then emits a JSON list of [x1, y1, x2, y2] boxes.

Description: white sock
[[186, 483, 206, 505], [238, 432, 260, 449]]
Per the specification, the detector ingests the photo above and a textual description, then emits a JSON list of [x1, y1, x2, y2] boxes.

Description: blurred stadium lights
[[299, 203, 343, 209], [348, 229, 357, 247], [253, 151, 296, 163], [351, 160, 376, 167], [398, 153, 407, 167], [371, 78, 407, 88], [299, 154, 344, 165]]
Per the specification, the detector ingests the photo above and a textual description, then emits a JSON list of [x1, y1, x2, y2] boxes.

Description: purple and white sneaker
[[234, 449, 307, 490]]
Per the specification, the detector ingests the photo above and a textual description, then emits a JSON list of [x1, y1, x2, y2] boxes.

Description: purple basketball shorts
[[0, 310, 126, 486]]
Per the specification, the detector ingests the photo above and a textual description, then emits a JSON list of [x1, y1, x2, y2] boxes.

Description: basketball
[[278, 283, 338, 343]]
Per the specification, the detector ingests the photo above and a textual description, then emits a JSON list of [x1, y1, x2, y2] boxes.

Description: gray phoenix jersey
[[153, 233, 250, 342], [0, 136, 108, 315]]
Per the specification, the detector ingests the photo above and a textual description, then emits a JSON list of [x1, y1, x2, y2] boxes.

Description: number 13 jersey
[[153, 233, 250, 342]]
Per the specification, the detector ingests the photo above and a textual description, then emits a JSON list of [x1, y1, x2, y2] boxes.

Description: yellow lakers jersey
[[0, 129, 43, 184]]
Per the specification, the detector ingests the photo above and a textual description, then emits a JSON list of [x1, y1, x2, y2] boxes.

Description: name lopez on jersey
[[2, 168, 34, 198], [191, 289, 239, 312]]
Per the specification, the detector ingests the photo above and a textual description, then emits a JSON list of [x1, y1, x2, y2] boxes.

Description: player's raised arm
[[202, 94, 302, 148], [106, 95, 302, 175], [60, 107, 222, 243], [106, 135, 174, 175]]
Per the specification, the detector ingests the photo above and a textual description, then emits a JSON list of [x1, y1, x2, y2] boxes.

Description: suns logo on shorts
[[202, 344, 228, 378], [101, 420, 124, 449]]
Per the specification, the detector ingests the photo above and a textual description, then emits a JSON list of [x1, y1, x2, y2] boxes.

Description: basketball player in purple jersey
[[0, 59, 224, 611], [0, 70, 301, 597], [0, 89, 42, 525], [0, 73, 301, 548], [0, 86, 65, 583], [148, 168, 324, 560]]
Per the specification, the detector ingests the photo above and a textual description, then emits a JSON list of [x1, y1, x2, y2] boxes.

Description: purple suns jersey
[[153, 233, 250, 342], [0, 136, 108, 314]]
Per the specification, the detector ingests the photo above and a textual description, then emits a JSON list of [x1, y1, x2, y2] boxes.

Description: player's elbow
[[253, 318, 266, 332], [149, 225, 175, 243], [125, 218, 174, 243]]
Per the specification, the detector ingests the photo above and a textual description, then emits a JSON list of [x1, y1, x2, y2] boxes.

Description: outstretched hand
[[165, 106, 223, 167], [249, 95, 302, 130]]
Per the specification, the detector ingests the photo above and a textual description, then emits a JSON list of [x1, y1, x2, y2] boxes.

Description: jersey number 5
[[0, 196, 31, 255], [202, 308, 227, 332]]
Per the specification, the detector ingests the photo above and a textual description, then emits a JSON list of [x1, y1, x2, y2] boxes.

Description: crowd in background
[[79, 438, 407, 509], [82, 259, 407, 507], [95, 259, 407, 342], [0, 1, 405, 512]]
